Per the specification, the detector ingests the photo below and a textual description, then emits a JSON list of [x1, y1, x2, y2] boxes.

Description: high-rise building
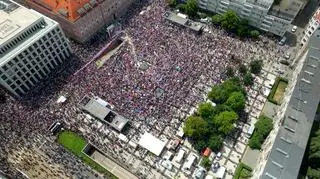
[[198, 0, 307, 36], [301, 8, 320, 45], [26, 0, 135, 43], [0, 0, 71, 97], [254, 30, 320, 179]]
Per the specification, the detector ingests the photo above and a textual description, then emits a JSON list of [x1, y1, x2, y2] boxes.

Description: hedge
[[233, 163, 253, 179], [267, 77, 288, 105]]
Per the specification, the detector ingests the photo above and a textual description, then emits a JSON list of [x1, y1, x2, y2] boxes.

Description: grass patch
[[57, 131, 117, 179], [233, 163, 252, 179], [268, 77, 288, 105]]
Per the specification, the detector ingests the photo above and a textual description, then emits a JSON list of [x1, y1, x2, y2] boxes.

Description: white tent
[[138, 132, 166, 156]]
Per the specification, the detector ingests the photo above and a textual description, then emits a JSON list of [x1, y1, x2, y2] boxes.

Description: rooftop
[[79, 96, 128, 132], [261, 30, 320, 179], [269, 0, 306, 21], [0, 0, 42, 45], [27, 0, 100, 22]]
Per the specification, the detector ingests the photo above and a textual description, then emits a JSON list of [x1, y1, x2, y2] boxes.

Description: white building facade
[[301, 8, 320, 45], [198, 0, 301, 36], [0, 0, 71, 97]]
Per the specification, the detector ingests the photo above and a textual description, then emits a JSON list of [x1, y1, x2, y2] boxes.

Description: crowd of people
[[0, 0, 289, 178]]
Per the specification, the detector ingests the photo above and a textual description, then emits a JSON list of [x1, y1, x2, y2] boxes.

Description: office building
[[0, 0, 71, 97], [301, 8, 320, 45], [26, 0, 135, 43], [198, 0, 307, 36], [254, 30, 320, 179]]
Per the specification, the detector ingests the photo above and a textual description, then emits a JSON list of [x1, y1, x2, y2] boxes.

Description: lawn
[[273, 81, 287, 103], [233, 163, 252, 179], [57, 131, 118, 179]]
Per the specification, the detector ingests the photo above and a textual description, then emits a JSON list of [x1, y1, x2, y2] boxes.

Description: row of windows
[[0, 20, 46, 56]]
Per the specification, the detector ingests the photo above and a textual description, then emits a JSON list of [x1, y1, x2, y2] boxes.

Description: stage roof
[[138, 132, 166, 156]]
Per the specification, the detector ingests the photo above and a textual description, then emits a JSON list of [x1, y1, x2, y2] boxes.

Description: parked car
[[291, 25, 298, 33], [284, 52, 290, 59], [279, 37, 286, 45]]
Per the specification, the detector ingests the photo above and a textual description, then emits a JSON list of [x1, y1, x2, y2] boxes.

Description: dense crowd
[[0, 0, 289, 178]]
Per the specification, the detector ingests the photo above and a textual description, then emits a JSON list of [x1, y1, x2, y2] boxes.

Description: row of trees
[[212, 10, 260, 38], [306, 123, 320, 178], [167, 1, 261, 38], [184, 78, 246, 152], [248, 115, 273, 149], [226, 60, 263, 86]]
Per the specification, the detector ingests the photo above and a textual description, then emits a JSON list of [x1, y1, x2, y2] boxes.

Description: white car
[[284, 52, 290, 59], [291, 26, 297, 32]]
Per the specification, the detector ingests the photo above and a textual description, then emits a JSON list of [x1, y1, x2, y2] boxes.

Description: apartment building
[[301, 8, 320, 45], [26, 0, 135, 43], [198, 0, 306, 36], [0, 0, 71, 97]]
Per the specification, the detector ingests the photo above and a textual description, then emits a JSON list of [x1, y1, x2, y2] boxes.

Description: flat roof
[[0, 0, 43, 45], [261, 30, 320, 179], [269, 0, 306, 21], [79, 96, 128, 131], [164, 11, 203, 32], [138, 132, 166, 156]]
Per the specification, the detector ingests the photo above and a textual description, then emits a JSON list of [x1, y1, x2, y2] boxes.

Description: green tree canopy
[[208, 135, 223, 151], [226, 67, 235, 77], [214, 111, 238, 135], [212, 14, 223, 25], [194, 139, 207, 151], [198, 102, 215, 120], [201, 157, 212, 169], [239, 64, 247, 74], [208, 78, 245, 104], [221, 10, 240, 32], [183, 0, 199, 18], [248, 132, 263, 149], [183, 115, 209, 138], [255, 116, 273, 137], [236, 19, 249, 37], [166, 0, 177, 7], [250, 30, 260, 39], [243, 73, 254, 86], [225, 92, 246, 113], [250, 60, 263, 74]]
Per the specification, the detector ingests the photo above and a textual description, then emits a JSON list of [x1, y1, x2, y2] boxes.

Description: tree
[[194, 139, 207, 151], [255, 116, 273, 138], [250, 30, 260, 39], [208, 78, 246, 104], [220, 10, 240, 32], [236, 19, 249, 37], [184, 0, 199, 18], [249, 116, 273, 149], [201, 157, 212, 169], [239, 64, 247, 74], [243, 73, 254, 86], [225, 92, 246, 113], [307, 167, 320, 179], [212, 14, 223, 25], [226, 67, 234, 77], [208, 135, 223, 151], [248, 132, 263, 149], [214, 111, 238, 135], [167, 0, 177, 8], [208, 86, 228, 104], [250, 60, 263, 74], [183, 116, 209, 138], [198, 102, 215, 120]]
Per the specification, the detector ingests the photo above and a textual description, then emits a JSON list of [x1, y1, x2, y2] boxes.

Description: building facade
[[198, 0, 306, 36], [0, 0, 71, 97], [253, 30, 320, 179], [301, 8, 320, 45], [26, 0, 135, 43]]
